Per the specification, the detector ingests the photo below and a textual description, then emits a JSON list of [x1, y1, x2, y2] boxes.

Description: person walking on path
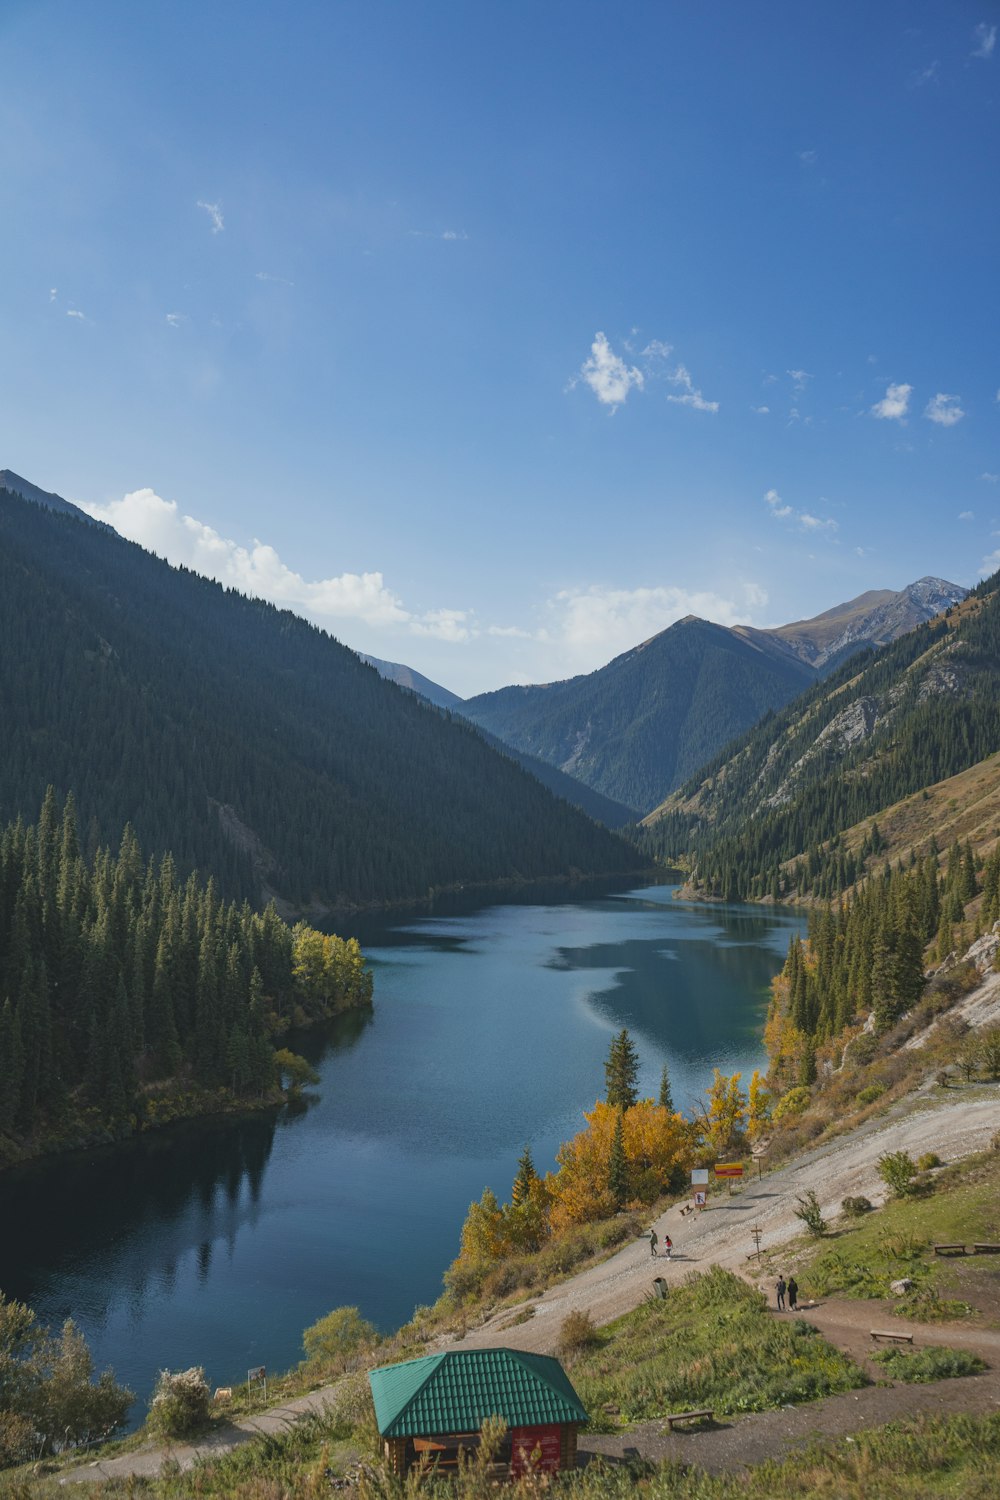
[[775, 1276, 787, 1311], [649, 1228, 659, 1257], [663, 1235, 673, 1260], [787, 1276, 798, 1311]]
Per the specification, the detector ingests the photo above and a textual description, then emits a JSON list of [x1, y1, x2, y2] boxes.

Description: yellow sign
[[714, 1163, 744, 1178]]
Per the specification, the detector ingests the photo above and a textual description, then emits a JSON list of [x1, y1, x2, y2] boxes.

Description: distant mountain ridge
[[0, 468, 108, 528], [462, 577, 966, 816], [740, 577, 966, 672], [358, 653, 464, 711]]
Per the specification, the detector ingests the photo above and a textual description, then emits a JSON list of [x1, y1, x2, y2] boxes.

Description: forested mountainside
[[0, 792, 372, 1160], [641, 576, 1000, 901], [0, 468, 105, 527], [463, 617, 815, 813], [0, 487, 643, 911], [360, 653, 636, 825]]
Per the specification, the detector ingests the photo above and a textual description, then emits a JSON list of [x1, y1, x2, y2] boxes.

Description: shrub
[[917, 1152, 942, 1171], [773, 1086, 810, 1122], [874, 1346, 986, 1382], [302, 1306, 379, 1371], [842, 1195, 873, 1218], [856, 1083, 886, 1107], [794, 1189, 827, 1237], [878, 1151, 918, 1198], [558, 1309, 598, 1355], [147, 1367, 211, 1439]]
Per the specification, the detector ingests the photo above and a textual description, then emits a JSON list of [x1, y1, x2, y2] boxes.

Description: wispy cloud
[[545, 582, 757, 669], [871, 382, 912, 421], [574, 332, 645, 409], [255, 271, 294, 286], [959, 510, 975, 521], [765, 487, 837, 533], [66, 308, 88, 321], [751, 405, 770, 415], [797, 149, 818, 166], [925, 392, 964, 426], [197, 200, 224, 234], [909, 59, 940, 87], [666, 363, 719, 413], [981, 472, 1000, 484], [49, 287, 57, 303], [787, 368, 813, 393], [972, 23, 996, 59], [165, 313, 185, 328], [407, 228, 469, 241], [79, 488, 474, 641]]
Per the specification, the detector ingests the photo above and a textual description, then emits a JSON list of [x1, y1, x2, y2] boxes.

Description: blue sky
[[2, 1, 998, 695]]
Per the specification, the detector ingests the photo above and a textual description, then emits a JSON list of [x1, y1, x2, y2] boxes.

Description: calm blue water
[[0, 881, 802, 1418]]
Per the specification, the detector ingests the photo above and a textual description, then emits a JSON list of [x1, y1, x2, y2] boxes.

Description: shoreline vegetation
[[0, 792, 373, 1173]]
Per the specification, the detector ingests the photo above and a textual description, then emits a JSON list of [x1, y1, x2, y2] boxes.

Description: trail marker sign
[[714, 1163, 744, 1179]]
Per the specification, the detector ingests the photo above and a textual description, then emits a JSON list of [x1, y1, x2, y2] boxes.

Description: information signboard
[[691, 1168, 709, 1185], [511, 1424, 562, 1475]]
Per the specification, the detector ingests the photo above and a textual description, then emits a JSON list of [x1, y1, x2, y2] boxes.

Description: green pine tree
[[605, 1028, 639, 1110]]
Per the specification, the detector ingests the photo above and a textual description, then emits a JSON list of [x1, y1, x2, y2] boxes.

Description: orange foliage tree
[[549, 1100, 694, 1233]]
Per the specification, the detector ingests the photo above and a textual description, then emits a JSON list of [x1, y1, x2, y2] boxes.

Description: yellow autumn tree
[[747, 1069, 773, 1141], [549, 1100, 693, 1234], [703, 1070, 748, 1157]]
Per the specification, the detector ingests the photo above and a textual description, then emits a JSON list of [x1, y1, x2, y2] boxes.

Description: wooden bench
[[870, 1330, 914, 1344], [933, 1243, 968, 1256], [663, 1408, 713, 1429], [973, 1243, 1000, 1255]]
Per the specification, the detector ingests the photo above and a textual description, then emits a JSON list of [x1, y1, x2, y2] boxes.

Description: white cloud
[[751, 405, 770, 415], [255, 271, 294, 285], [855, 546, 867, 556], [165, 313, 185, 328], [800, 512, 838, 532], [408, 228, 469, 241], [787, 369, 812, 393], [972, 23, 996, 59], [665, 363, 719, 412], [982, 472, 1000, 484], [49, 287, 57, 302], [959, 510, 975, 521], [197, 200, 224, 234], [546, 583, 754, 667], [925, 392, 964, 426], [441, 229, 468, 241], [981, 549, 1000, 575], [640, 339, 673, 362], [79, 487, 472, 640], [910, 60, 940, 87], [743, 582, 769, 608], [871, 382, 912, 421], [797, 150, 818, 165], [487, 624, 534, 639], [66, 308, 87, 321], [765, 487, 837, 533], [576, 332, 645, 408]]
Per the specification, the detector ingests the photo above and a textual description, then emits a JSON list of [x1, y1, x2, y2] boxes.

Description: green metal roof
[[368, 1347, 588, 1438]]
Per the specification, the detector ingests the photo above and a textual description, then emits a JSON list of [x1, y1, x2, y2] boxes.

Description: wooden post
[[384, 1437, 407, 1476]]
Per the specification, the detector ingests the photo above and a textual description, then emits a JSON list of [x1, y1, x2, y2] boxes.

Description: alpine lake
[[0, 878, 805, 1418]]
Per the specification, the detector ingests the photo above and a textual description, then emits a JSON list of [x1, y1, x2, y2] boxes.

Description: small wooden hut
[[368, 1346, 588, 1477]]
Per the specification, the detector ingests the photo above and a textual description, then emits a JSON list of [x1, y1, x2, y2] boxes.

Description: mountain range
[[0, 480, 643, 912], [461, 578, 966, 815], [642, 577, 1000, 901]]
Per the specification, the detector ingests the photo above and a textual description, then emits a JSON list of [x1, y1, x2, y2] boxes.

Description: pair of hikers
[[775, 1275, 798, 1311], [649, 1229, 672, 1258]]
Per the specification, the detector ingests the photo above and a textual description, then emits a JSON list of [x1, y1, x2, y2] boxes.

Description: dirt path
[[59, 1091, 999, 1485], [459, 1092, 1000, 1353]]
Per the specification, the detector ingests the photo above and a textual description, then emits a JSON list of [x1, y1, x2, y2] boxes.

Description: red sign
[[714, 1163, 744, 1178], [511, 1424, 562, 1475]]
